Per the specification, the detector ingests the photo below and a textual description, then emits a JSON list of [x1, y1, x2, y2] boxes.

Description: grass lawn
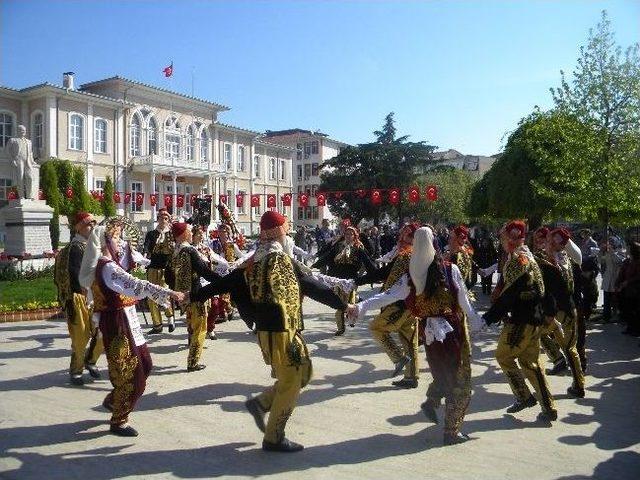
[[0, 277, 58, 306]]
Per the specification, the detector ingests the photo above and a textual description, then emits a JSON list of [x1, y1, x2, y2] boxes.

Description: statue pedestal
[[0, 199, 54, 256]]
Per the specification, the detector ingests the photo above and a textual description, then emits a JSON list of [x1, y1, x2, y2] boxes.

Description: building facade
[[0, 74, 293, 236], [263, 129, 348, 227]]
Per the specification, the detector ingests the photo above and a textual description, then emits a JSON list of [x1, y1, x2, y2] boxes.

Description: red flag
[[388, 188, 400, 205], [164, 194, 172, 207], [149, 193, 157, 206], [65, 186, 73, 199], [316, 192, 326, 207], [267, 194, 276, 208], [251, 194, 260, 207], [408, 186, 420, 204], [281, 193, 292, 206], [426, 185, 438, 201], [114, 191, 121, 203], [124, 192, 132, 204], [236, 193, 244, 208], [190, 194, 198, 207], [298, 193, 309, 207], [38, 189, 46, 201], [371, 189, 382, 206], [135, 192, 144, 206], [219, 194, 228, 205], [163, 62, 173, 77], [7, 190, 17, 200], [176, 194, 185, 208]]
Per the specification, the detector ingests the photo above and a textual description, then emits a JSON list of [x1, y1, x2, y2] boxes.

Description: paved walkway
[[1, 286, 639, 479]]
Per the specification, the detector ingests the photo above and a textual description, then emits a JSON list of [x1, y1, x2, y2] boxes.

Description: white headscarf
[[409, 227, 435, 296], [79, 225, 107, 289]]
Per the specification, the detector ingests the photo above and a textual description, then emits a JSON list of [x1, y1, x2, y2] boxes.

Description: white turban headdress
[[409, 227, 435, 296]]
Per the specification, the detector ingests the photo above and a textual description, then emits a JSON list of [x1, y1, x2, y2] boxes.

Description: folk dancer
[[54, 211, 103, 385], [446, 225, 475, 290], [481, 221, 557, 422], [79, 222, 184, 436], [209, 223, 243, 322]]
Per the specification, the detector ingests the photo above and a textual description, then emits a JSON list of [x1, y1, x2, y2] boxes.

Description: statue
[[8, 125, 39, 200]]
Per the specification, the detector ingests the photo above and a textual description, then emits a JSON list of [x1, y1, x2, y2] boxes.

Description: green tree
[[320, 112, 437, 225], [54, 159, 74, 217], [549, 10, 640, 226], [101, 176, 116, 218], [39, 161, 62, 249]]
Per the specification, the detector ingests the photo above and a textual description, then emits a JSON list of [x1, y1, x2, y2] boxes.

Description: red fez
[[260, 211, 289, 240], [534, 226, 550, 239], [74, 211, 95, 226], [453, 225, 469, 240], [503, 220, 527, 240], [550, 227, 571, 246], [172, 222, 188, 239]]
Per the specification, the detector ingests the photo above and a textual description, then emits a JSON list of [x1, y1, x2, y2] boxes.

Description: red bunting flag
[[281, 193, 292, 206], [316, 192, 326, 207], [135, 193, 144, 206], [251, 194, 260, 207], [190, 194, 198, 207], [267, 194, 276, 208], [164, 194, 172, 207], [163, 62, 173, 78], [149, 193, 157, 206], [298, 193, 309, 207], [65, 186, 73, 199], [219, 194, 228, 205], [236, 193, 244, 208], [388, 188, 400, 205], [176, 194, 185, 208], [113, 192, 121, 203], [408, 186, 420, 204], [124, 192, 132, 204], [426, 185, 438, 201], [371, 189, 382, 206]]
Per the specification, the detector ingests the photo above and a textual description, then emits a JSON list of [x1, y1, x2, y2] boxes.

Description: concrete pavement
[[1, 286, 639, 479]]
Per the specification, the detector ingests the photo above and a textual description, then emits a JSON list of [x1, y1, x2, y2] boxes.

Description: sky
[[1, 0, 638, 156]]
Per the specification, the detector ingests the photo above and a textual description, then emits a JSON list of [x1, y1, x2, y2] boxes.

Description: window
[[0, 178, 12, 200], [94, 179, 106, 194], [224, 144, 232, 171], [185, 185, 192, 214], [237, 145, 246, 172], [311, 185, 318, 196], [69, 114, 84, 150], [253, 155, 260, 178], [279, 160, 286, 181], [296, 143, 302, 161], [131, 181, 143, 212], [305, 206, 312, 219], [304, 164, 311, 178], [226, 189, 233, 210], [297, 185, 304, 194], [148, 118, 157, 154], [311, 141, 319, 154], [312, 206, 319, 219], [166, 133, 180, 159], [305, 187, 311, 197], [237, 189, 246, 214], [94, 119, 107, 153], [269, 158, 276, 180], [311, 163, 319, 176], [304, 142, 311, 156], [186, 125, 195, 161], [0, 113, 14, 148], [297, 165, 303, 180], [32, 113, 43, 150], [129, 115, 141, 156], [253, 193, 262, 215], [200, 129, 208, 162], [298, 206, 304, 220]]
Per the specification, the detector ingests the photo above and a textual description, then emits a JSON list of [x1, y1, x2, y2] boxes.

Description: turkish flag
[[298, 193, 309, 207], [251, 194, 260, 207], [281, 193, 292, 206], [408, 186, 420, 204], [219, 194, 228, 205], [163, 62, 173, 77], [388, 188, 400, 205], [164, 194, 172, 207], [149, 193, 157, 206], [190, 194, 198, 206], [176, 194, 185, 208], [426, 185, 438, 201], [236, 193, 244, 207], [371, 189, 382, 206], [65, 186, 73, 199], [316, 192, 326, 207], [114, 192, 121, 203], [135, 193, 144, 206], [124, 192, 132, 204], [267, 194, 276, 208]]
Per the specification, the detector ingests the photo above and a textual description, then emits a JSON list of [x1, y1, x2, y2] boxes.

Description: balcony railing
[[131, 154, 226, 174]]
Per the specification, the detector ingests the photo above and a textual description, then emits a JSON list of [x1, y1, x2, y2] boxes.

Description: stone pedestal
[[0, 199, 54, 256]]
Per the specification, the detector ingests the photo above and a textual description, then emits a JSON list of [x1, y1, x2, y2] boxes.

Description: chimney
[[63, 72, 75, 90]]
